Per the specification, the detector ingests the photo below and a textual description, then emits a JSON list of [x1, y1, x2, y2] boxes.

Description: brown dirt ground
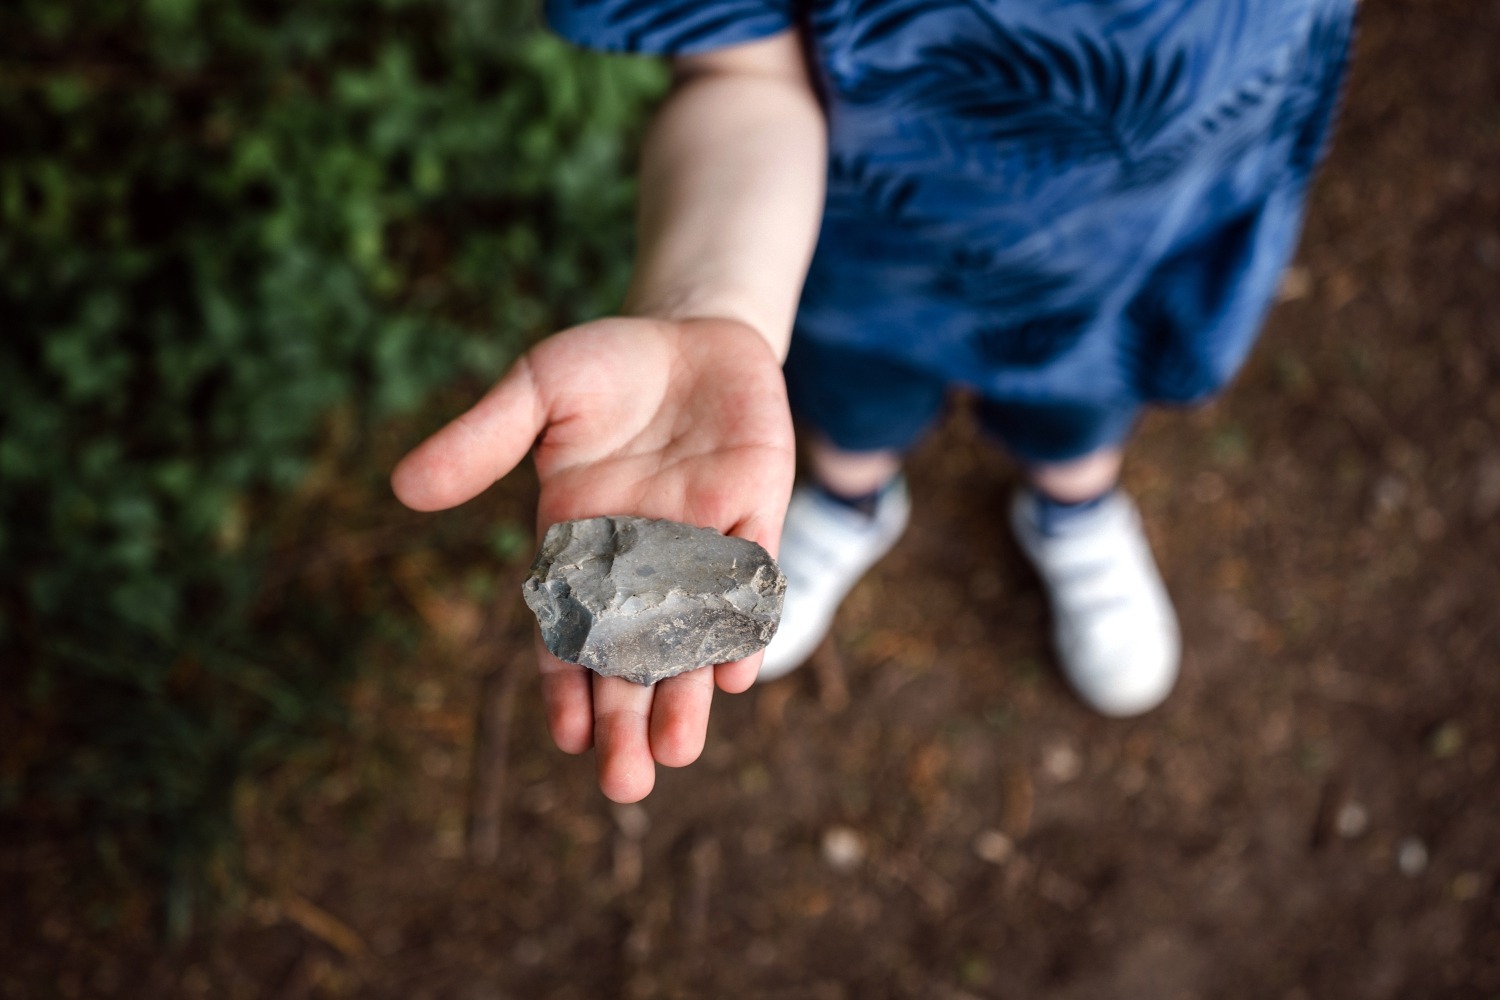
[[6, 0, 1499, 997]]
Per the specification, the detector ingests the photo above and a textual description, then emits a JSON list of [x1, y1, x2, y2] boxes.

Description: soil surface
[[6, 0, 1499, 997]]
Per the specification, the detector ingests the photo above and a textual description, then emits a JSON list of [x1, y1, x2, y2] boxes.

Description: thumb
[[391, 355, 546, 512]]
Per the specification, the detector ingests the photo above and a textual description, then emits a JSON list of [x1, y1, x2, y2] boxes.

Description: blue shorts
[[548, 0, 1354, 462], [784, 335, 1139, 463]]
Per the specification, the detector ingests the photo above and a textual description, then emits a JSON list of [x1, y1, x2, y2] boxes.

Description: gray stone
[[521, 516, 785, 685]]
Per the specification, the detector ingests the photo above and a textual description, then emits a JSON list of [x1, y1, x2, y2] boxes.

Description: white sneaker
[[1009, 488, 1180, 716], [759, 478, 912, 680]]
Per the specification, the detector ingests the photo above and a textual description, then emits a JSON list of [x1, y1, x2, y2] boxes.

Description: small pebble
[[1371, 475, 1407, 517], [821, 826, 866, 872], [1397, 836, 1429, 877], [1042, 743, 1083, 783], [1451, 872, 1484, 902], [1335, 801, 1370, 839], [1429, 721, 1464, 760], [1278, 265, 1312, 301], [613, 802, 650, 839], [972, 829, 1015, 865]]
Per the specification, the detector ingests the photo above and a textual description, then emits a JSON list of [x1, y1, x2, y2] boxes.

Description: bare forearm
[[623, 34, 827, 360]]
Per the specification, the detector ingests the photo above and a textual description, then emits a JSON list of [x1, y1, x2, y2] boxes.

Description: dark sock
[[814, 475, 899, 518], [1030, 486, 1116, 537]]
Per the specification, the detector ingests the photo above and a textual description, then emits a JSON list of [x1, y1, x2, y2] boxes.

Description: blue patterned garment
[[546, 0, 1354, 458]]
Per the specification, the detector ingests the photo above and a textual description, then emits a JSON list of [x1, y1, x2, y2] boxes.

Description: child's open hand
[[392, 316, 795, 802]]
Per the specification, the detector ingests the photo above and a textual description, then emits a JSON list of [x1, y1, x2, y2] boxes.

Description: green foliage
[[0, 0, 665, 933]]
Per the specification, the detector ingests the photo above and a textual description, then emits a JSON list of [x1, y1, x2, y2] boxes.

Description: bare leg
[[1026, 447, 1123, 503], [808, 435, 1122, 502], [806, 434, 903, 496]]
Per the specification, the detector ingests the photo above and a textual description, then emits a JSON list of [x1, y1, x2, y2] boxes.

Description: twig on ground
[[811, 639, 850, 713], [684, 835, 721, 947], [278, 893, 370, 962], [466, 599, 525, 866]]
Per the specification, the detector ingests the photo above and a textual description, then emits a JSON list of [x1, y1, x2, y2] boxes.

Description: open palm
[[392, 317, 796, 801]]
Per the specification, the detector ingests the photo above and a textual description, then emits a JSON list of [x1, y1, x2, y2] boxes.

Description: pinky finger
[[714, 650, 763, 695]]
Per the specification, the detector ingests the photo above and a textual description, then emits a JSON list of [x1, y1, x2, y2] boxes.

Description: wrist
[[623, 281, 792, 361]]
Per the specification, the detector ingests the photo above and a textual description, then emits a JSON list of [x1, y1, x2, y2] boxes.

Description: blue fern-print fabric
[[546, 0, 1353, 416]]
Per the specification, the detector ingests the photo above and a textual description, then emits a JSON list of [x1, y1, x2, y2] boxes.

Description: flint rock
[[522, 516, 785, 685]]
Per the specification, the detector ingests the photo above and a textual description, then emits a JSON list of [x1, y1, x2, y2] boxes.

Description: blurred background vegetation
[[0, 0, 664, 937]]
